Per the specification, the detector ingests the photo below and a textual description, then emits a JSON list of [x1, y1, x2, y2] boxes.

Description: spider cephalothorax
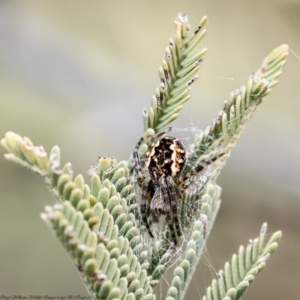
[[133, 132, 224, 245]]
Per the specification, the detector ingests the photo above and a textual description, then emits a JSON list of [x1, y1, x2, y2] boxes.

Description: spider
[[133, 131, 224, 245]]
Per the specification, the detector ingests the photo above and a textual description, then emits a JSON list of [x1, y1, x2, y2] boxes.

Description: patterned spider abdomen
[[145, 136, 186, 179]]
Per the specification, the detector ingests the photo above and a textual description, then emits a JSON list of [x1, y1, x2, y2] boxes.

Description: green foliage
[[202, 223, 282, 300], [186, 43, 288, 174], [1, 13, 288, 300], [143, 13, 208, 132]]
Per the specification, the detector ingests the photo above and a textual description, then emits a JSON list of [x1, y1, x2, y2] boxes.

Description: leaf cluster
[[1, 13, 288, 300]]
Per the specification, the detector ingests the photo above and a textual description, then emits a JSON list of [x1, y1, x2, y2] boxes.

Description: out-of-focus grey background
[[0, 1, 299, 299]]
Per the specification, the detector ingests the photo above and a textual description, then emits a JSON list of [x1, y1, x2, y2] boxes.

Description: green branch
[[144, 13, 208, 132], [202, 223, 281, 300]]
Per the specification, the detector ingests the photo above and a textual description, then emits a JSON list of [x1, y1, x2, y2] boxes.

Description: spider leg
[[161, 177, 180, 245], [174, 187, 183, 237], [133, 137, 145, 187], [154, 127, 171, 139], [140, 176, 154, 238], [165, 177, 182, 238], [133, 137, 154, 238], [176, 152, 225, 191], [166, 212, 177, 246]]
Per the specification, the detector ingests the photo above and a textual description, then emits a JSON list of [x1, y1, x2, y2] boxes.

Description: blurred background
[[0, 0, 299, 299]]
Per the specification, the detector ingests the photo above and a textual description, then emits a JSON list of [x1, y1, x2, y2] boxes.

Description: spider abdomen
[[145, 136, 186, 179]]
